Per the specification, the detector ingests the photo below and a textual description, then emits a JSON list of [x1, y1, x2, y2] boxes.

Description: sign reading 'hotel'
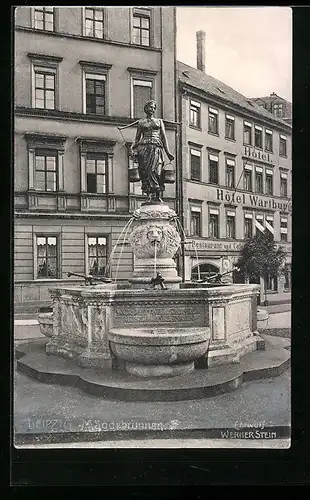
[[243, 146, 273, 163]]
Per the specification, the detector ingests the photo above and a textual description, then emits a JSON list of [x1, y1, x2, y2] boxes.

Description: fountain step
[[15, 338, 290, 402]]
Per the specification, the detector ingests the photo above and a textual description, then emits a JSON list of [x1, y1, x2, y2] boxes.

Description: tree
[[236, 231, 286, 304]]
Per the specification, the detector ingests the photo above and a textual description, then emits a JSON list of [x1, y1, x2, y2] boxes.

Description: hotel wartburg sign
[[216, 189, 292, 212]]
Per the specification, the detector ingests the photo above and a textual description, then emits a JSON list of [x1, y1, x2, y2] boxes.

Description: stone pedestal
[[129, 203, 182, 289]]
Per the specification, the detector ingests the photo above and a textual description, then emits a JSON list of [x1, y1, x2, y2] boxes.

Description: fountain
[[16, 100, 290, 400]]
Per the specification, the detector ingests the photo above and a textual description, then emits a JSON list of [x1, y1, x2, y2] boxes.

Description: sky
[[176, 6, 292, 102]]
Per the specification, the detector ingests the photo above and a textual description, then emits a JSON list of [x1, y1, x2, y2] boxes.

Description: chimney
[[196, 30, 206, 72]]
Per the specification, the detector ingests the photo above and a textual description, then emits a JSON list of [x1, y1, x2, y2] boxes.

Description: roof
[[250, 94, 292, 105], [177, 61, 291, 129]]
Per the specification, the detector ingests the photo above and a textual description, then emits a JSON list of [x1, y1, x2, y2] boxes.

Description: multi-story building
[[177, 31, 292, 300], [14, 6, 177, 314], [250, 93, 292, 125]]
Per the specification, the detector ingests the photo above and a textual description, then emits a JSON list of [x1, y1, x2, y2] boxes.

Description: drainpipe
[[177, 82, 185, 282]]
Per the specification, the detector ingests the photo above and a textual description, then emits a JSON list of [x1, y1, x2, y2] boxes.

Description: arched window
[[191, 263, 219, 281]]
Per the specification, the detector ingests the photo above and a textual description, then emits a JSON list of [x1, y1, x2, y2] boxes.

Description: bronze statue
[[130, 100, 174, 203]]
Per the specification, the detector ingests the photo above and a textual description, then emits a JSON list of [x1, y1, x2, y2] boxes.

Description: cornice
[[15, 107, 178, 131]]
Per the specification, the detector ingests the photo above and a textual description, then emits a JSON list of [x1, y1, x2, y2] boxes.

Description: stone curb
[[15, 339, 290, 403]]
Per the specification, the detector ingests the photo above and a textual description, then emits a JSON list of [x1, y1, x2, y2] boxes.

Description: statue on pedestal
[[130, 100, 174, 203]]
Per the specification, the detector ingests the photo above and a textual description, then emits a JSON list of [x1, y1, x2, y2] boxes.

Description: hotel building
[[177, 32, 292, 300], [14, 6, 177, 314]]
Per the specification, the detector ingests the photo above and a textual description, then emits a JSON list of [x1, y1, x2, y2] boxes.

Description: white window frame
[[82, 71, 107, 115], [244, 213, 254, 238], [31, 6, 55, 31], [31, 64, 57, 110], [25, 133, 66, 192], [131, 7, 152, 47], [190, 100, 201, 128], [130, 77, 154, 119], [85, 233, 109, 276], [82, 7, 105, 39], [33, 231, 61, 280], [190, 206, 202, 236], [226, 211, 236, 239]]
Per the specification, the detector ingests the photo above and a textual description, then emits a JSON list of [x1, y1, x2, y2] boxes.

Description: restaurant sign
[[186, 240, 244, 252]]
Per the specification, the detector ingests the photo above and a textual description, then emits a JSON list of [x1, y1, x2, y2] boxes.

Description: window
[[190, 207, 202, 236], [226, 211, 236, 239], [132, 78, 153, 118], [254, 125, 263, 148], [255, 215, 265, 236], [132, 8, 151, 46], [243, 121, 252, 145], [34, 7, 54, 31], [190, 148, 201, 181], [244, 165, 253, 191], [274, 103, 283, 117], [280, 172, 288, 197], [255, 166, 263, 193], [265, 215, 274, 238], [28, 53, 62, 110], [80, 61, 112, 115], [78, 138, 115, 195], [225, 114, 235, 140], [190, 100, 201, 128], [86, 154, 108, 194], [279, 134, 287, 157], [35, 151, 58, 191], [244, 214, 253, 239], [266, 169, 273, 195], [84, 8, 104, 38], [85, 73, 106, 115], [25, 133, 66, 192], [87, 236, 108, 276], [208, 107, 218, 135], [280, 217, 288, 241], [34, 68, 55, 109], [209, 209, 219, 238], [36, 236, 59, 278], [265, 129, 273, 152], [225, 158, 235, 188], [209, 153, 219, 185]]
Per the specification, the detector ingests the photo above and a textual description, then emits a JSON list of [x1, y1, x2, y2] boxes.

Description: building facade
[[177, 52, 292, 300], [14, 6, 177, 313], [250, 93, 292, 126]]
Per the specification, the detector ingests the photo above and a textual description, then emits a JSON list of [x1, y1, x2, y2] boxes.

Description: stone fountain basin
[[108, 327, 210, 366], [38, 311, 53, 338]]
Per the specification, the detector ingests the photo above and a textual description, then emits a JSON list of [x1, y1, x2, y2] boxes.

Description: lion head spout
[[129, 222, 181, 259]]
